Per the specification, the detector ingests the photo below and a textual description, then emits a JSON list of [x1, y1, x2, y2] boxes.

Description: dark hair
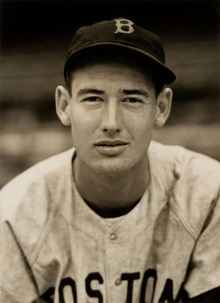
[[65, 47, 165, 98]]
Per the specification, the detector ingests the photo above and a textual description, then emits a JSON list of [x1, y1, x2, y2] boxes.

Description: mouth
[[94, 140, 129, 147], [94, 140, 129, 156]]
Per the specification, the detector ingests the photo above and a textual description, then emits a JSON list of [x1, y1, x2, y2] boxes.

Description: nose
[[101, 100, 122, 133]]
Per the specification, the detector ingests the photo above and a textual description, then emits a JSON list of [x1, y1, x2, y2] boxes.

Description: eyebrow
[[122, 89, 149, 97], [77, 89, 105, 96]]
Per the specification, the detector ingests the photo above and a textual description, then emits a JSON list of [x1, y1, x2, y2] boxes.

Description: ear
[[55, 85, 71, 126], [154, 87, 173, 128]]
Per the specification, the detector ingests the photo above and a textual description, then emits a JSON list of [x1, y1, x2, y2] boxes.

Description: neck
[[73, 155, 150, 218]]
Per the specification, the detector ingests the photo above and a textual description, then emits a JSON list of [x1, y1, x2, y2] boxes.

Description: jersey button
[[115, 278, 121, 286], [110, 233, 117, 240]]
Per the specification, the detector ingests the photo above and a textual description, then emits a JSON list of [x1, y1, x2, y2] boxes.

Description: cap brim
[[64, 43, 176, 84]]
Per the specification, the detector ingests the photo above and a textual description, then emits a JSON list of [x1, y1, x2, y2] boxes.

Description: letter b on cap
[[114, 19, 134, 34]]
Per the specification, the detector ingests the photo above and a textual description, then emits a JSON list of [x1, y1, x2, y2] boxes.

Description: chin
[[92, 158, 136, 176]]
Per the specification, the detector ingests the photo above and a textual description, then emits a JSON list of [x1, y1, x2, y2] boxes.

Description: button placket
[[105, 226, 121, 302]]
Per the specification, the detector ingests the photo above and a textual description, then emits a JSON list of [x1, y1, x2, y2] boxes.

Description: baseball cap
[[64, 18, 176, 84]]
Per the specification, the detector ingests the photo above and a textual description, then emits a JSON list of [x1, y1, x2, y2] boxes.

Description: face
[[57, 59, 170, 177]]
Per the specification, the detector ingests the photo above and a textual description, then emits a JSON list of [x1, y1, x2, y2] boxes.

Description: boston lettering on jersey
[[41, 269, 185, 303]]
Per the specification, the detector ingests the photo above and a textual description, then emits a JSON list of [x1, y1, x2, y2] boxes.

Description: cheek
[[130, 111, 155, 137], [69, 108, 99, 142]]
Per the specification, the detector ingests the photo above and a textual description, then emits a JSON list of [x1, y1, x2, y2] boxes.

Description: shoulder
[[149, 141, 220, 237], [149, 140, 220, 181], [1, 148, 75, 205], [0, 149, 75, 259]]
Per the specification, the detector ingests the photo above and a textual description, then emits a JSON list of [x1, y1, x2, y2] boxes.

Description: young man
[[1, 18, 220, 303]]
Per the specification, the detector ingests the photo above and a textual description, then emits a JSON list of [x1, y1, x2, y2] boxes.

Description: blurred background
[[1, 0, 220, 188]]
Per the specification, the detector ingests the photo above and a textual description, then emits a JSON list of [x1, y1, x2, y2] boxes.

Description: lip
[[94, 140, 129, 156], [94, 140, 129, 146]]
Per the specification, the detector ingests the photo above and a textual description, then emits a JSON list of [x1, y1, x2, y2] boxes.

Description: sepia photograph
[[1, 0, 220, 302]]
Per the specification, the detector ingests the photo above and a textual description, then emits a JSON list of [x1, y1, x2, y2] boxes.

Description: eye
[[84, 96, 103, 102], [123, 97, 143, 103]]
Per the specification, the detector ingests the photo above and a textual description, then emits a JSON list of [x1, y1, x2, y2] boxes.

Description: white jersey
[[1, 141, 220, 303]]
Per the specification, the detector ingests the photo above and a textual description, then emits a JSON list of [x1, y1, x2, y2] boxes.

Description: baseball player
[[1, 18, 220, 303]]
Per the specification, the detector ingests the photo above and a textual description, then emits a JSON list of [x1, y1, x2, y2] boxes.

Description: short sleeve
[[184, 190, 220, 298], [0, 207, 39, 303]]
